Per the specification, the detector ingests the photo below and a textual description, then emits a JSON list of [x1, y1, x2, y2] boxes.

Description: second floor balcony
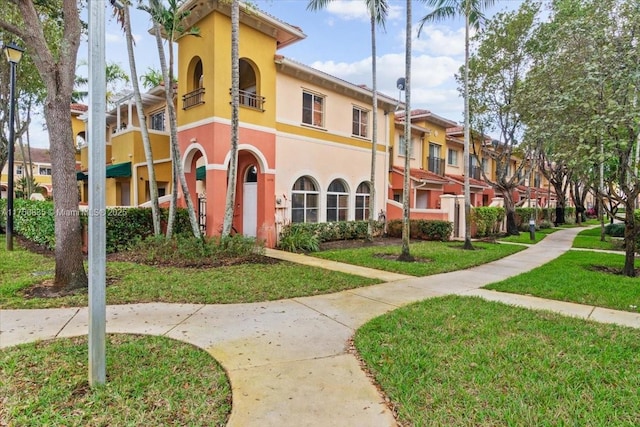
[[183, 87, 205, 110], [427, 156, 445, 176], [230, 89, 266, 111], [469, 165, 482, 180]]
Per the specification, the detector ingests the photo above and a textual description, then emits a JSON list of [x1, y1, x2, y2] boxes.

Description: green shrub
[[539, 220, 553, 229], [515, 207, 536, 228], [0, 199, 56, 249], [472, 206, 505, 237], [605, 223, 625, 237], [0, 199, 193, 253], [386, 219, 453, 241], [278, 225, 320, 252], [132, 234, 262, 265], [278, 220, 383, 246]]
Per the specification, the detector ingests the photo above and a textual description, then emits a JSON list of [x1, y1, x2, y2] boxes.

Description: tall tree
[[1, 12, 45, 199], [521, 0, 640, 276], [307, 0, 389, 240], [417, 0, 497, 249], [398, 0, 414, 261], [112, 1, 162, 236], [0, 0, 87, 290], [221, 0, 240, 236], [142, 0, 201, 239], [465, 1, 539, 235]]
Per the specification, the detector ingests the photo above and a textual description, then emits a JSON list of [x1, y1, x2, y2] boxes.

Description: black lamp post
[[4, 42, 24, 251]]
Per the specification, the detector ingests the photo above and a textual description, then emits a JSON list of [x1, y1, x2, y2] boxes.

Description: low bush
[[539, 220, 553, 229], [277, 220, 384, 252], [132, 234, 262, 265], [386, 219, 453, 241], [277, 226, 320, 252], [0, 199, 192, 253], [605, 223, 625, 237], [472, 206, 505, 237]]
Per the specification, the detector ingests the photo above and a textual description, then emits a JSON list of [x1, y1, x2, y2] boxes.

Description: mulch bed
[[589, 265, 640, 276]]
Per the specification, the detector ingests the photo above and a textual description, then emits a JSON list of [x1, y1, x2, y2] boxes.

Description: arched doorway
[[242, 164, 258, 237]]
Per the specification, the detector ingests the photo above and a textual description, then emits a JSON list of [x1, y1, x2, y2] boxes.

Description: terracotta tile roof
[[70, 103, 88, 112], [446, 174, 489, 188], [15, 147, 51, 164], [393, 166, 450, 184]]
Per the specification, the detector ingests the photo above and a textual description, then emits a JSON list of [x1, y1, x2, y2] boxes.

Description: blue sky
[[32, 0, 523, 148]]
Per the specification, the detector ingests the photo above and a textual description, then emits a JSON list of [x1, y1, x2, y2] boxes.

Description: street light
[[4, 42, 24, 251]]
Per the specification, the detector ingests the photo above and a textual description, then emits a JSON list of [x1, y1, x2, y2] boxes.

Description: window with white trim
[[16, 165, 23, 175], [355, 182, 370, 221], [352, 107, 368, 137], [150, 109, 165, 131], [399, 136, 410, 157], [447, 148, 458, 166], [326, 179, 349, 221], [39, 167, 52, 176], [302, 91, 324, 127], [291, 176, 319, 223]]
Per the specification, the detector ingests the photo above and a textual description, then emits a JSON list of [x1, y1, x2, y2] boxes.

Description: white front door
[[243, 182, 257, 237]]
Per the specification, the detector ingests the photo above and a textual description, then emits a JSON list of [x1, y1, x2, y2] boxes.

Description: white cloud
[[321, 1, 403, 23], [106, 31, 141, 44], [325, 1, 369, 21], [311, 51, 464, 119], [413, 25, 465, 56]]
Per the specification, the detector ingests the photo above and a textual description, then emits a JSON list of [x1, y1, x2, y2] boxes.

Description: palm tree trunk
[[399, 0, 414, 261], [463, 8, 473, 250], [124, 3, 161, 236], [152, 23, 201, 238], [368, 14, 378, 241], [222, 0, 240, 237]]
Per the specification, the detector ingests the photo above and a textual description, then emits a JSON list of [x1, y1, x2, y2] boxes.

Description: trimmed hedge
[[471, 206, 505, 237], [0, 199, 191, 253], [0, 199, 56, 249], [386, 219, 453, 241], [279, 220, 381, 244]]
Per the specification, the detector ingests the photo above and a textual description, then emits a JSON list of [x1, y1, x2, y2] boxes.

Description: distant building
[[1, 146, 53, 199]]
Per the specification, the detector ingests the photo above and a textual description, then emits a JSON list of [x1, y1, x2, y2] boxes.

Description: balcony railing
[[468, 165, 482, 180], [230, 89, 265, 111], [183, 87, 205, 110], [427, 156, 445, 176]]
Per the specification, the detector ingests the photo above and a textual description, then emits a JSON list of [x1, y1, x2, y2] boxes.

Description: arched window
[[245, 165, 258, 183], [355, 182, 370, 221], [291, 176, 318, 223], [238, 58, 264, 110], [327, 179, 349, 221]]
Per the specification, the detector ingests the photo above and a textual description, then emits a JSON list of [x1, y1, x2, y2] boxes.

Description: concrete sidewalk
[[2, 226, 639, 426]]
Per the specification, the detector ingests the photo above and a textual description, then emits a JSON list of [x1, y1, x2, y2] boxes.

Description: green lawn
[[355, 296, 640, 426], [498, 227, 557, 244], [484, 250, 640, 312], [0, 239, 379, 309], [572, 226, 624, 251], [0, 334, 231, 426], [312, 241, 525, 276]]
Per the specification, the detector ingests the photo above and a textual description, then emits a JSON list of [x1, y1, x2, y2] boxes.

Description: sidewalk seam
[[54, 308, 81, 338], [161, 304, 207, 337]]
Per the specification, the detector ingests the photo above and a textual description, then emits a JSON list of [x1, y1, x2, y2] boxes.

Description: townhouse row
[[71, 0, 554, 246]]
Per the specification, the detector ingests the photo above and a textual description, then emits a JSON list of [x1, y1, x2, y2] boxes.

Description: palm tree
[[306, 0, 389, 241], [417, 0, 497, 250], [399, 0, 414, 261], [112, 0, 162, 236], [221, 0, 240, 237], [142, 0, 201, 239]]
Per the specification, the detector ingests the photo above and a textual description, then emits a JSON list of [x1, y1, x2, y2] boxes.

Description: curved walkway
[[2, 227, 639, 426]]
